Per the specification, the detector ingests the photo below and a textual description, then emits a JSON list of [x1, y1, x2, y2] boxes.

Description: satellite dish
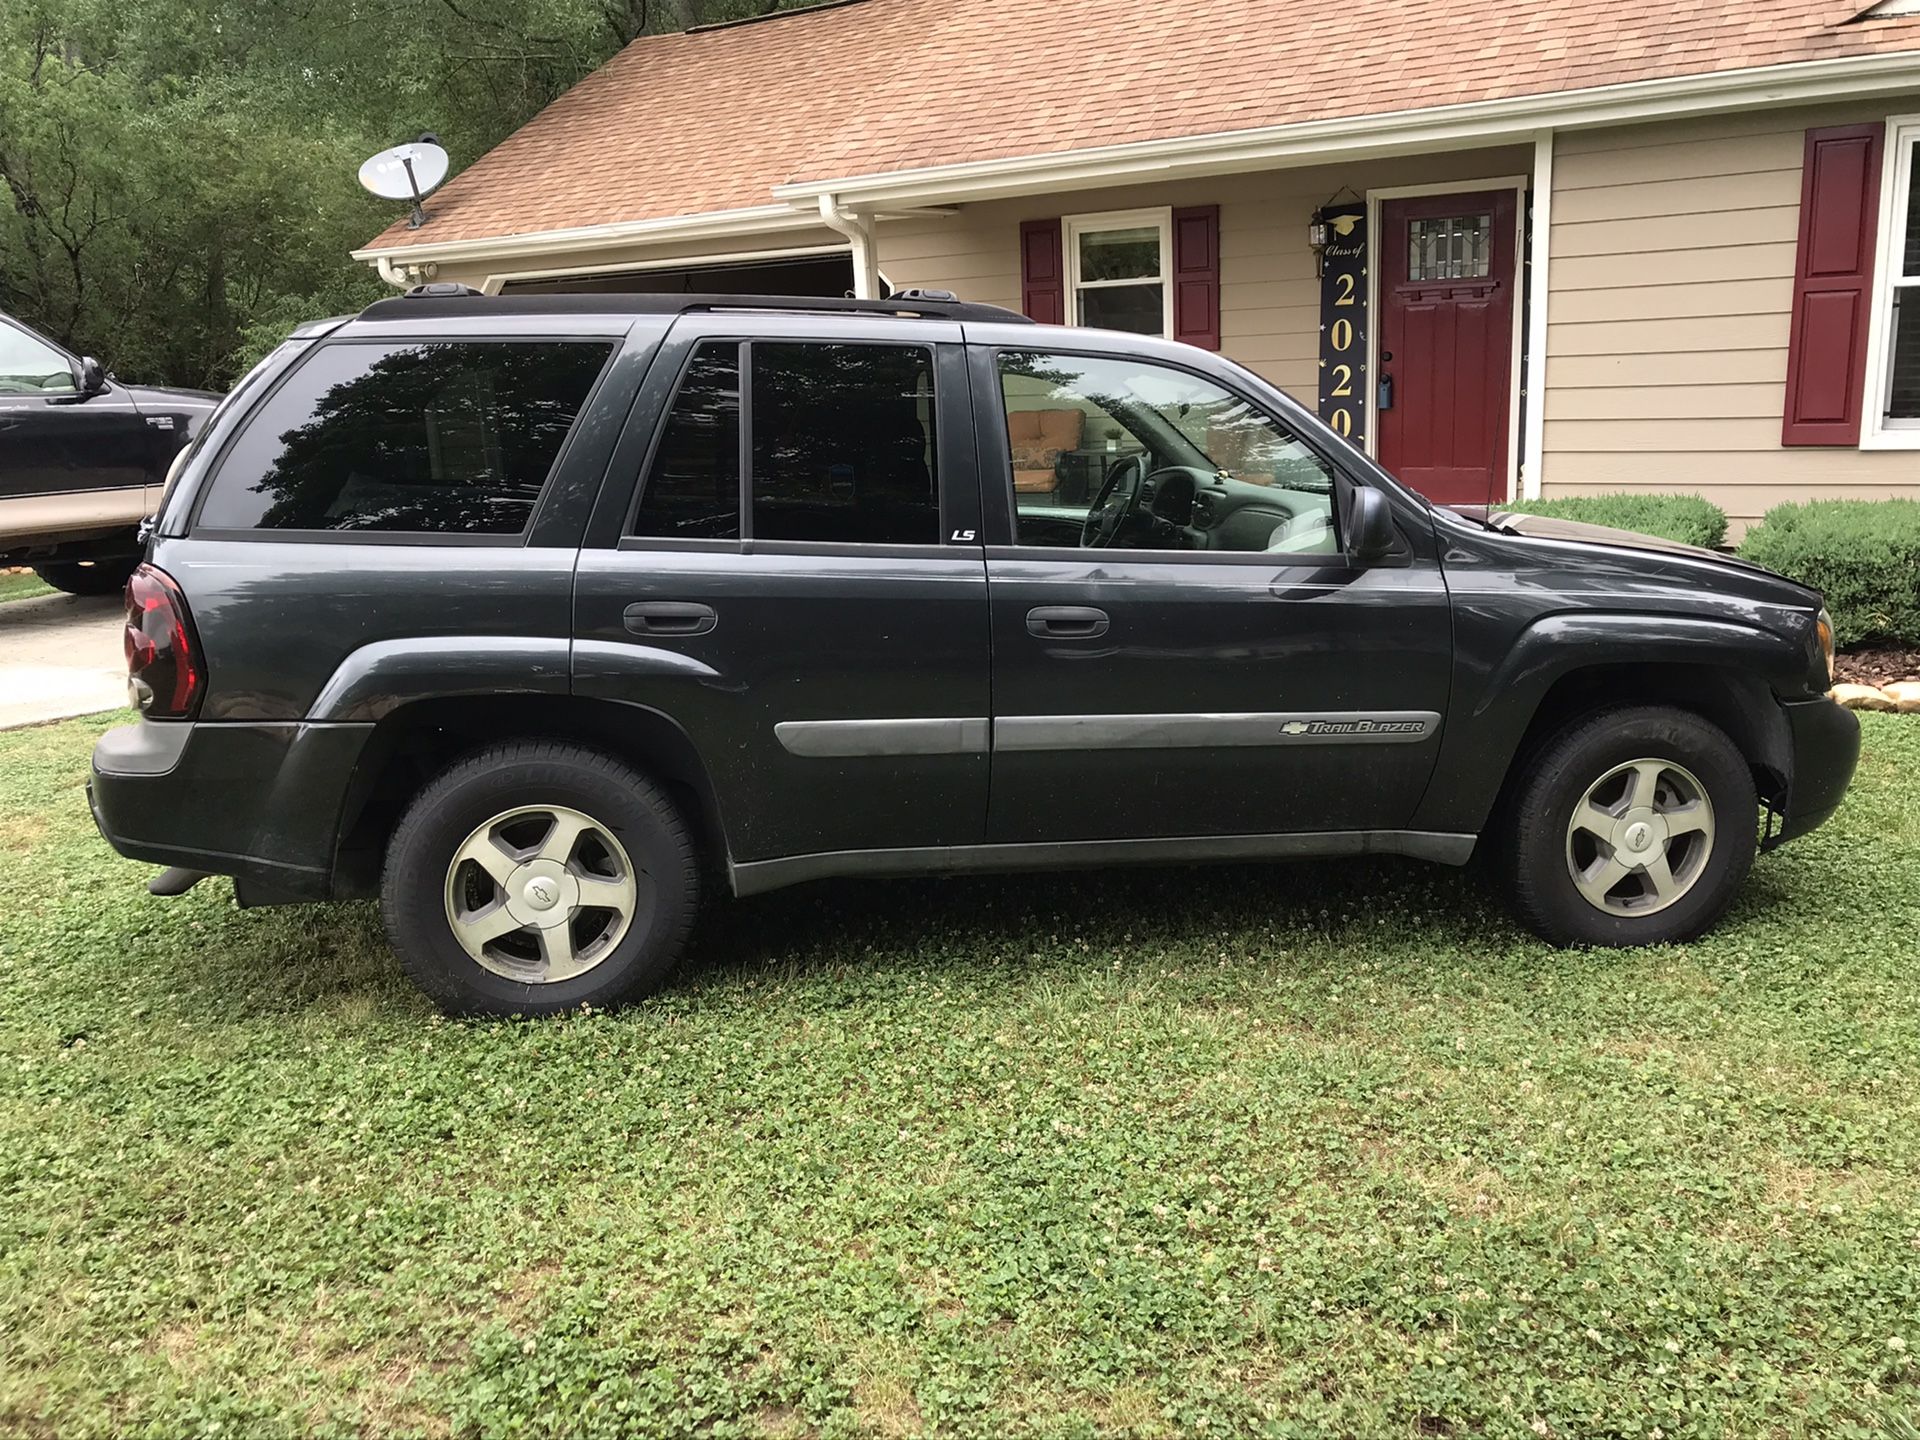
[[358, 136, 449, 229]]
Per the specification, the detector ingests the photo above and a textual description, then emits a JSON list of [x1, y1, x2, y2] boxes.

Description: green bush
[[1499, 493, 1729, 549], [1738, 499, 1920, 647]]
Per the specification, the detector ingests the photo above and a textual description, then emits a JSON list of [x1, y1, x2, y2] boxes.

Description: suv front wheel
[[1500, 706, 1757, 948], [381, 742, 698, 1016]]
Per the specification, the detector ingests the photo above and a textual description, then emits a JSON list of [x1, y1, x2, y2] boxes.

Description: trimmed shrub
[[1738, 499, 1920, 647], [1499, 493, 1728, 549]]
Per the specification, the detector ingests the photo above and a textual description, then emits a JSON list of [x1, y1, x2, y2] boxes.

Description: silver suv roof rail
[[360, 290, 1033, 325]]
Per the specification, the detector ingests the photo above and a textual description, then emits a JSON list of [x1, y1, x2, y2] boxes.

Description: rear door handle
[[623, 601, 717, 637], [1026, 605, 1109, 639]]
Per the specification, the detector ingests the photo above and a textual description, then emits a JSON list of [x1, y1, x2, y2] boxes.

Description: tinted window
[[196, 340, 610, 534], [631, 342, 741, 539], [751, 342, 938, 545]]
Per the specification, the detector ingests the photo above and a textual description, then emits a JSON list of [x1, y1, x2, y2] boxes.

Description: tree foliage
[[0, 0, 808, 390]]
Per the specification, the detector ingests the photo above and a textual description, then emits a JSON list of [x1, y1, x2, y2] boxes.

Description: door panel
[[966, 335, 1452, 846], [984, 555, 1452, 842], [1377, 191, 1518, 507], [574, 315, 990, 865]]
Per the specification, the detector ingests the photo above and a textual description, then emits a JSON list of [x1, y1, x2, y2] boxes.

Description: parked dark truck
[[0, 309, 219, 593], [88, 290, 1859, 1015]]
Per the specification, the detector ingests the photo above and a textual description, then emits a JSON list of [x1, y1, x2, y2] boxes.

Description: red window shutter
[[1782, 123, 1885, 446], [1172, 205, 1222, 350], [1019, 218, 1065, 325]]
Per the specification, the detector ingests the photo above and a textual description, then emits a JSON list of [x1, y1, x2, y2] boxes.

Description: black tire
[[380, 741, 698, 1016], [33, 556, 137, 596], [1500, 705, 1756, 948]]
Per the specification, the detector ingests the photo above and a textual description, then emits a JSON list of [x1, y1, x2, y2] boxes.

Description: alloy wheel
[[442, 805, 641, 982], [1563, 757, 1716, 917]]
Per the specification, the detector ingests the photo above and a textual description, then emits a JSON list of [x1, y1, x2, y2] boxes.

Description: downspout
[[818, 194, 883, 300], [1520, 129, 1554, 500]]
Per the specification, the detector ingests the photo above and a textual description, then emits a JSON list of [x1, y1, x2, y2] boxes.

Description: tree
[[0, 0, 816, 389]]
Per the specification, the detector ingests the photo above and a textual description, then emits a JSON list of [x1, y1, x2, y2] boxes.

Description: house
[[353, 0, 1920, 532]]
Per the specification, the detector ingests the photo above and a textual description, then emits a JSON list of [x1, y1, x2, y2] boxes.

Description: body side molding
[[774, 717, 990, 758], [994, 711, 1442, 751], [729, 828, 1476, 896]]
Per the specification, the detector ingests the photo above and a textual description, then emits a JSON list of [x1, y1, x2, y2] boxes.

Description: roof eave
[[771, 49, 1920, 209], [357, 48, 1920, 275]]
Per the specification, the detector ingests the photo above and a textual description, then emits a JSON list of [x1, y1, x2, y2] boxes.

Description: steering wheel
[[1081, 454, 1147, 547]]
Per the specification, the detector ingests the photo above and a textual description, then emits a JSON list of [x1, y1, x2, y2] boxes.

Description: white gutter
[[771, 50, 1920, 210], [353, 203, 831, 280], [814, 195, 882, 299]]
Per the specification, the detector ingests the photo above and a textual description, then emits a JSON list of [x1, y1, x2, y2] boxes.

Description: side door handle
[[1026, 605, 1109, 640], [624, 601, 717, 637]]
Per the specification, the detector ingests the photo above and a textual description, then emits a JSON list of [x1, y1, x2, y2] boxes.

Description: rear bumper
[[1768, 695, 1861, 848], [89, 718, 374, 900]]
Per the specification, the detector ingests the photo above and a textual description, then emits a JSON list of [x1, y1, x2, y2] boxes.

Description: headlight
[[1816, 608, 1836, 684]]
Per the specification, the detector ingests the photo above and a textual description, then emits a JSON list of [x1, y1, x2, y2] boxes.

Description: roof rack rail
[[356, 290, 1034, 324]]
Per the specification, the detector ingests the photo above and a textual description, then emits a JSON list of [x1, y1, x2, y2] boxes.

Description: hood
[[1463, 506, 1784, 580], [119, 380, 222, 410]]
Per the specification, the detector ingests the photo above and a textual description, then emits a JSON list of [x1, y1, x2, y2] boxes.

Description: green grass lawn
[[0, 569, 54, 604], [2, 714, 1917, 1439]]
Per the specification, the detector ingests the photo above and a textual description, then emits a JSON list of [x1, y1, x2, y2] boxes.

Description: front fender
[[1472, 613, 1806, 718], [1411, 611, 1804, 835]]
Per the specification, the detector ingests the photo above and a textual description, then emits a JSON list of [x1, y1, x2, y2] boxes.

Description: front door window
[[997, 350, 1341, 557], [0, 322, 76, 395]]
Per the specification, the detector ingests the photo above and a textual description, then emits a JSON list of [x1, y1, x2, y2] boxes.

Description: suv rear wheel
[[1500, 705, 1756, 948], [381, 742, 698, 1016]]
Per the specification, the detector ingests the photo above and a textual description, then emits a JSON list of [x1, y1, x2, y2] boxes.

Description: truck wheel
[[1501, 706, 1756, 948], [33, 556, 138, 596], [381, 741, 698, 1016]]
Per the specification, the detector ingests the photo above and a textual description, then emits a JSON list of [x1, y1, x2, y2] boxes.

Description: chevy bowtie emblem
[[1281, 721, 1310, 736]]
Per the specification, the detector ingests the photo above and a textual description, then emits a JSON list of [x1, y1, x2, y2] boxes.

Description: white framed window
[[1864, 114, 1920, 447], [1065, 207, 1173, 338]]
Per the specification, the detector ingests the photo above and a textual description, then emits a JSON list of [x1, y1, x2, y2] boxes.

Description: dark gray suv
[[89, 290, 1858, 1015]]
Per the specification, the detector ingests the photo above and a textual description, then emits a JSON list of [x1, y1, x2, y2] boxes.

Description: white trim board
[[1064, 207, 1175, 338], [1860, 112, 1920, 450]]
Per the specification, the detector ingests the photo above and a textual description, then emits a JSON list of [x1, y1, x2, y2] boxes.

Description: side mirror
[[76, 356, 106, 396], [1345, 486, 1396, 565]]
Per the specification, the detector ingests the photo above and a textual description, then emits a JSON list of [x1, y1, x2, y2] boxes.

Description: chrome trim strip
[[774, 717, 990, 758], [731, 829, 1477, 896], [994, 711, 1441, 751]]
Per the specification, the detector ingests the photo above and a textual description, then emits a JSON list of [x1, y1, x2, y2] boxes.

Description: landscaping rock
[[1830, 683, 1897, 711], [1886, 680, 1920, 714]]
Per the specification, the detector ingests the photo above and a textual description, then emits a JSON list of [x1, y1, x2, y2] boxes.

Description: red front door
[[1377, 190, 1518, 506]]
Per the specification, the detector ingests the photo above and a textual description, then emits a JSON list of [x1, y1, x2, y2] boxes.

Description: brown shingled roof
[[365, 0, 1920, 251]]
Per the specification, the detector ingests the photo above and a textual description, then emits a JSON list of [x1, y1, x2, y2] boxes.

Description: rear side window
[[631, 342, 741, 540], [627, 339, 939, 546], [751, 342, 938, 545], [195, 340, 611, 534]]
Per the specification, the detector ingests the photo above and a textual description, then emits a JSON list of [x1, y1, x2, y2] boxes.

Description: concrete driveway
[[0, 592, 127, 729]]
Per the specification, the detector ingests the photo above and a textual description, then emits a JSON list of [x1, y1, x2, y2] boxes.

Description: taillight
[[124, 564, 204, 719]]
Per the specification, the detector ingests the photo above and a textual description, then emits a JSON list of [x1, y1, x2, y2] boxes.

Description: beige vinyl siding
[[878, 148, 1531, 407], [1542, 96, 1920, 533]]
